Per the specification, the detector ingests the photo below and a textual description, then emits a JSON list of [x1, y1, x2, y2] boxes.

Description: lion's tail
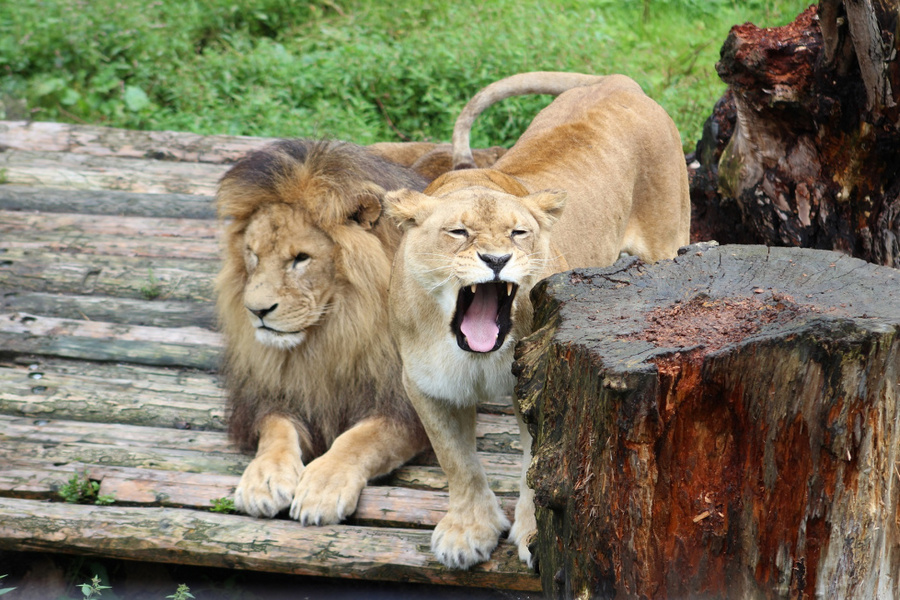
[[451, 72, 608, 169]]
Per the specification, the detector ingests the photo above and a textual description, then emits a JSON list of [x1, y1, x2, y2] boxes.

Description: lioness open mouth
[[451, 281, 518, 353]]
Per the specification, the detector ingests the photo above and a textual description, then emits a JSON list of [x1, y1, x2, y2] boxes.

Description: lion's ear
[[383, 189, 439, 230], [522, 190, 567, 229], [350, 190, 384, 230]]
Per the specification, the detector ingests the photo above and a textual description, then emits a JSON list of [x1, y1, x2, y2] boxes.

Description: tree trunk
[[689, 3, 900, 268], [515, 243, 900, 599]]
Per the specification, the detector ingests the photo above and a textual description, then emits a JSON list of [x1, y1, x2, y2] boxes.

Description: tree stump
[[514, 243, 900, 599], [688, 3, 900, 268]]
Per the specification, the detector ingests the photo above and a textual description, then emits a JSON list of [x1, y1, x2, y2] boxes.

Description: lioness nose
[[478, 253, 511, 276], [248, 303, 278, 319]]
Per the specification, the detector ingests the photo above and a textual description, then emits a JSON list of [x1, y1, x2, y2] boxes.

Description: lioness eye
[[293, 253, 311, 267]]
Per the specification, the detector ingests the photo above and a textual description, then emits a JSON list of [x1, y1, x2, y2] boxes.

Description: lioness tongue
[[460, 285, 500, 352]]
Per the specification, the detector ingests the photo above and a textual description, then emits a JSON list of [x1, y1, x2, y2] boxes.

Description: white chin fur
[[254, 328, 306, 349]]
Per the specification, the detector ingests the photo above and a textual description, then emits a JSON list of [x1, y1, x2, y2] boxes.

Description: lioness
[[385, 72, 690, 569], [216, 139, 434, 525]]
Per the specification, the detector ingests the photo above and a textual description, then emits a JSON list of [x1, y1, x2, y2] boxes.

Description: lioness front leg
[[234, 414, 304, 517], [508, 405, 537, 568], [405, 379, 510, 569], [290, 417, 425, 525]]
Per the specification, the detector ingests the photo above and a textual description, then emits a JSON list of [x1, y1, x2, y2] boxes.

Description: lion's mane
[[215, 139, 428, 456]]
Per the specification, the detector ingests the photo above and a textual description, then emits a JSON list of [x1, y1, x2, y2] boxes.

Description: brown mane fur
[[216, 139, 428, 456]]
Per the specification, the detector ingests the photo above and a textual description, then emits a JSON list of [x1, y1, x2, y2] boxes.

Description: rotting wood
[[0, 498, 540, 591], [0, 291, 217, 329], [0, 150, 228, 195], [0, 209, 218, 239], [515, 243, 900, 599], [0, 249, 216, 300], [0, 186, 217, 219], [0, 120, 277, 163]]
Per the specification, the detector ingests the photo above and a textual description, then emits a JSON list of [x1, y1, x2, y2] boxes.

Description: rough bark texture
[[689, 3, 900, 268], [515, 243, 900, 599]]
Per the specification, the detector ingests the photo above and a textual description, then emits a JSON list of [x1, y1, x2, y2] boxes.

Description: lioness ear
[[522, 190, 567, 229], [383, 189, 439, 230], [350, 189, 384, 230]]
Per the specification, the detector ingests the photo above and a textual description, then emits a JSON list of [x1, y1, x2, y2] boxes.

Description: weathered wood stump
[[689, 3, 900, 268], [514, 243, 900, 599]]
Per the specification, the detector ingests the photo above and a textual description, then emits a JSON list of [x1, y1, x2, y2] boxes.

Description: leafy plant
[[209, 496, 236, 513], [58, 471, 116, 505], [79, 575, 111, 599], [0, 575, 15, 596], [167, 583, 195, 600], [140, 267, 163, 300]]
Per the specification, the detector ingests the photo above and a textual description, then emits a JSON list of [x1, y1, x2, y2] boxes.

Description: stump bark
[[689, 3, 900, 268], [514, 244, 900, 599]]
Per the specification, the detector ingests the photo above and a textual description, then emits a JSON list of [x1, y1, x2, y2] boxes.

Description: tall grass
[[1, 0, 810, 149]]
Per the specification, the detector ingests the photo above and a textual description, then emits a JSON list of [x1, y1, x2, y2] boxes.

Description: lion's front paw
[[234, 452, 303, 518], [289, 455, 366, 525], [509, 491, 537, 568], [432, 500, 510, 570]]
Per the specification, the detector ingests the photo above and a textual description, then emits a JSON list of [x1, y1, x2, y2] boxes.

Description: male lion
[[385, 72, 690, 569], [216, 139, 432, 525]]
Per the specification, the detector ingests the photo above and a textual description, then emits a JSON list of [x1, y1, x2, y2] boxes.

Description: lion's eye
[[511, 229, 528, 238], [447, 228, 469, 238], [292, 253, 311, 267]]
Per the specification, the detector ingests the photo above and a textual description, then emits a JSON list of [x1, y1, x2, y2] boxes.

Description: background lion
[[216, 139, 432, 524]]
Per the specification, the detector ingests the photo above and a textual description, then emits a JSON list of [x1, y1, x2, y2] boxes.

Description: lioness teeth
[[506, 282, 513, 296], [471, 284, 477, 293]]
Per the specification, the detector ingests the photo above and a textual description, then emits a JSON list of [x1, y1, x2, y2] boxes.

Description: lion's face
[[241, 203, 337, 350], [387, 187, 566, 353]]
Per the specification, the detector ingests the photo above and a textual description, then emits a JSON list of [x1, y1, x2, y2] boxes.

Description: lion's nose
[[478, 253, 511, 276], [248, 303, 278, 319]]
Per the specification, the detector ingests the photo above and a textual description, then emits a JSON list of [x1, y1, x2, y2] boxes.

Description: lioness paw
[[289, 457, 366, 525], [509, 492, 538, 568], [234, 454, 303, 518], [431, 502, 510, 570]]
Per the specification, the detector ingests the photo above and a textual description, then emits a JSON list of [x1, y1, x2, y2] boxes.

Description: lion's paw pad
[[431, 510, 510, 570], [289, 461, 366, 525], [234, 457, 302, 518]]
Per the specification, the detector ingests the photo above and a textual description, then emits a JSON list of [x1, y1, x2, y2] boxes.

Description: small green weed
[[140, 268, 163, 300], [209, 496, 236, 513], [79, 575, 111, 599], [58, 471, 116, 505], [0, 575, 15, 596], [167, 583, 195, 600]]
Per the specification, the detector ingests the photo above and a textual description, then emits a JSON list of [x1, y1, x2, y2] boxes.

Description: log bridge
[[0, 121, 540, 593]]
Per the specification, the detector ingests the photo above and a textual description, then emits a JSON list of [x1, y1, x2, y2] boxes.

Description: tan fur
[[368, 142, 508, 181], [216, 139, 430, 524], [385, 72, 691, 569]]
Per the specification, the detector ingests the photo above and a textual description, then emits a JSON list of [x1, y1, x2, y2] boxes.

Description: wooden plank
[[0, 209, 218, 240], [0, 291, 216, 329], [0, 313, 221, 370], [0, 185, 216, 219], [0, 150, 227, 195], [0, 458, 517, 528], [0, 498, 541, 590], [0, 248, 216, 300], [0, 120, 276, 163]]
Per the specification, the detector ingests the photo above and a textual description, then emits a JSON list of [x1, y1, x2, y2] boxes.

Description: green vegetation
[[0, 575, 15, 596], [166, 583, 196, 600], [79, 575, 112, 599], [58, 471, 116, 505], [209, 496, 236, 513], [0, 0, 809, 150], [140, 267, 163, 300]]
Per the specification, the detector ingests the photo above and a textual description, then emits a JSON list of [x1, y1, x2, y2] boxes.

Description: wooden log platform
[[0, 120, 540, 593]]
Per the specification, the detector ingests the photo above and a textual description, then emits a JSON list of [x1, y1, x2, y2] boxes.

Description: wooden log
[[0, 120, 277, 163], [0, 458, 517, 528], [0, 291, 216, 329], [0, 248, 216, 300], [0, 150, 228, 195], [0, 498, 541, 591], [0, 185, 217, 219], [690, 4, 900, 267], [0, 209, 218, 241], [515, 244, 900, 599], [0, 313, 221, 370]]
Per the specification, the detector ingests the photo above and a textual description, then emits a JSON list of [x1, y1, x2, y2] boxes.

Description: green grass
[[0, 0, 810, 150]]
